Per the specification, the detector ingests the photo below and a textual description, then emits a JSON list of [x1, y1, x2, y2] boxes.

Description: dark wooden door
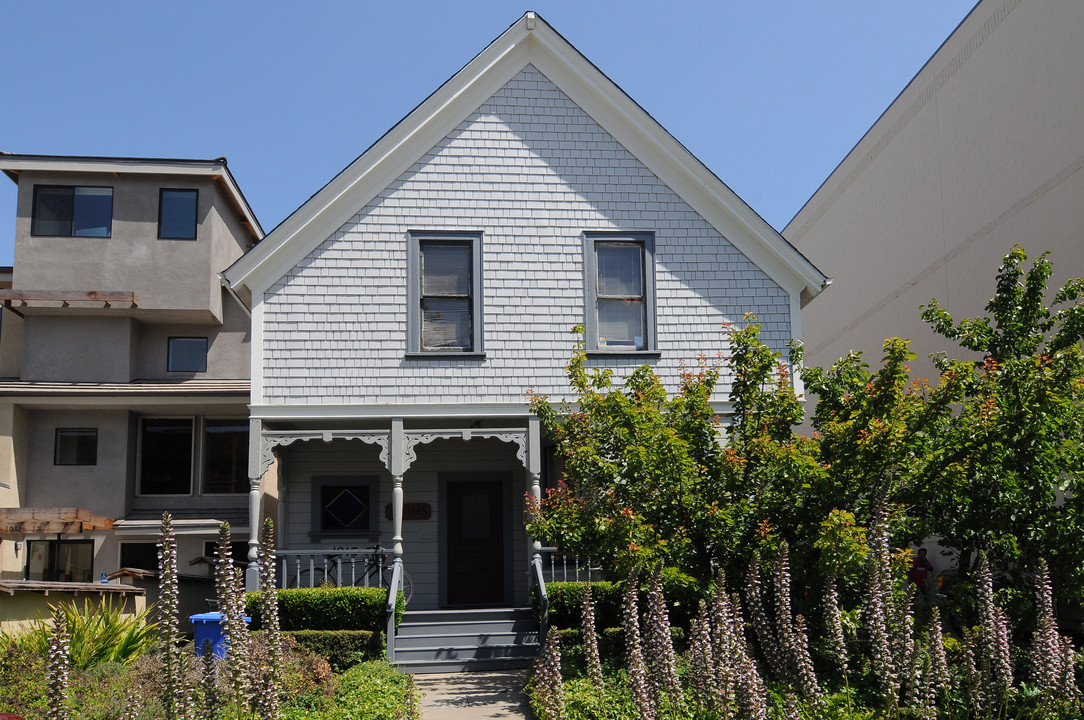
[[446, 479, 504, 605]]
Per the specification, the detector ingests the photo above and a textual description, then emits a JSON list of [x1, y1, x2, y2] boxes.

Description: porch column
[[527, 416, 543, 562], [389, 418, 405, 568], [245, 418, 263, 591]]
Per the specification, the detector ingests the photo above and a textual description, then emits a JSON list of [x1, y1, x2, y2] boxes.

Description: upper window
[[139, 418, 194, 495], [139, 416, 249, 496], [203, 419, 249, 494], [168, 337, 208, 372], [584, 232, 656, 352], [159, 189, 198, 239], [31, 185, 113, 237], [408, 232, 483, 354], [54, 428, 98, 466]]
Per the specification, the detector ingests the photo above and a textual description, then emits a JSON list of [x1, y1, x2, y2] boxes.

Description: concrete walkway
[[411, 670, 532, 720]]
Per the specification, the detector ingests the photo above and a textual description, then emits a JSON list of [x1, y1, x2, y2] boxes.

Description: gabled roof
[[0, 153, 264, 243], [224, 11, 828, 306]]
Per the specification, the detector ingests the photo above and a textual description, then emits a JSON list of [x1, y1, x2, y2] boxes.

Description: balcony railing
[[538, 548, 605, 583], [276, 547, 389, 590]]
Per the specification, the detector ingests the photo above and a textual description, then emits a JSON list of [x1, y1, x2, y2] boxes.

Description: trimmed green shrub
[[245, 587, 404, 632], [285, 630, 384, 672], [533, 575, 703, 632], [534, 581, 623, 629]]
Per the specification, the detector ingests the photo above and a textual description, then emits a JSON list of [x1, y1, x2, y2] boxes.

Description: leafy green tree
[[919, 247, 1084, 596], [527, 326, 728, 580], [527, 321, 825, 587]]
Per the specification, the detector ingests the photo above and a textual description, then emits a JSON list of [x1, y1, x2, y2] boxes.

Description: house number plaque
[[385, 503, 432, 521]]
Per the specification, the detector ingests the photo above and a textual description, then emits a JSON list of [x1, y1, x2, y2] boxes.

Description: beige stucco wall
[[22, 316, 137, 383], [0, 403, 28, 578], [12, 172, 227, 319], [785, 0, 1084, 382], [24, 409, 131, 518], [0, 588, 146, 634], [132, 289, 251, 380]]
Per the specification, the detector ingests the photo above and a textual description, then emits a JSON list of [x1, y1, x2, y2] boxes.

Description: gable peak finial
[[525, 11, 536, 30]]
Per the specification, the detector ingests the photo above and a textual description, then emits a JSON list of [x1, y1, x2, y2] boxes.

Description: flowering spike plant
[[772, 542, 798, 683], [791, 613, 822, 703], [532, 627, 565, 720], [861, 498, 899, 702], [823, 576, 849, 677], [580, 583, 604, 690], [644, 567, 683, 708], [708, 575, 737, 714], [687, 602, 717, 713], [926, 607, 951, 702], [215, 522, 253, 718], [254, 518, 283, 720], [744, 551, 785, 679], [622, 569, 655, 720], [200, 639, 219, 719], [45, 603, 71, 720], [158, 512, 192, 720]]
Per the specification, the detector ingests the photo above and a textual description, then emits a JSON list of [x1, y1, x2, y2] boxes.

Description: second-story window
[[139, 416, 249, 496], [139, 418, 194, 495], [159, 189, 198, 239], [31, 185, 113, 237], [407, 232, 483, 354], [584, 232, 656, 352], [168, 337, 208, 372]]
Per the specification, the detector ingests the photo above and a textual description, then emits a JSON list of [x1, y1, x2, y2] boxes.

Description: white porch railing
[[538, 548, 605, 583], [275, 547, 390, 590]]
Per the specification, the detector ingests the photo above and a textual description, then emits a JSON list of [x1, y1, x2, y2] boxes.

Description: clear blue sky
[[0, 1, 977, 265]]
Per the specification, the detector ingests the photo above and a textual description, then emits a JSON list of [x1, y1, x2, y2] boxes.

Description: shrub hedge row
[[534, 572, 704, 632], [244, 587, 404, 632], [285, 629, 383, 671]]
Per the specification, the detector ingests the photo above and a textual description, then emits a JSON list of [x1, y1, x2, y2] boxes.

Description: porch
[[245, 415, 548, 612]]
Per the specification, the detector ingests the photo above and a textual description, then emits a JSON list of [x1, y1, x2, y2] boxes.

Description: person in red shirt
[[909, 547, 935, 603]]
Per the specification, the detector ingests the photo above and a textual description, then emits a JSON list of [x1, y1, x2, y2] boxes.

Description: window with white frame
[[138, 417, 249, 495], [407, 232, 483, 354], [584, 232, 656, 352]]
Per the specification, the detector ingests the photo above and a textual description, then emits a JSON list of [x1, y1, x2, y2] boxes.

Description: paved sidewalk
[[411, 670, 532, 720]]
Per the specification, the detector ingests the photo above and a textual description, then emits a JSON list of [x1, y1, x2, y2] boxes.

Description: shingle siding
[[262, 66, 790, 405]]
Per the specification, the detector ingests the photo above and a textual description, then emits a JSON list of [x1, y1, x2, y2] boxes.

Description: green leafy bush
[[281, 660, 419, 720], [1, 598, 156, 670], [534, 581, 623, 629], [536, 576, 702, 633], [285, 630, 384, 672], [245, 587, 404, 631]]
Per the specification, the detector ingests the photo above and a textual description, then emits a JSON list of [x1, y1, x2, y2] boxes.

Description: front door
[[446, 478, 505, 605]]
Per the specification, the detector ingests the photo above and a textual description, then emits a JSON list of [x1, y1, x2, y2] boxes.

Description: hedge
[[245, 587, 404, 632], [532, 571, 705, 632], [285, 629, 384, 671]]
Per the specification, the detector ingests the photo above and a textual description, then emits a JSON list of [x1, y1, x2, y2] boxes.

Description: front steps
[[393, 607, 540, 673]]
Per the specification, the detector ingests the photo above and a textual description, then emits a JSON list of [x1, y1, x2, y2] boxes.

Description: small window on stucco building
[[159, 189, 198, 239], [54, 428, 98, 465]]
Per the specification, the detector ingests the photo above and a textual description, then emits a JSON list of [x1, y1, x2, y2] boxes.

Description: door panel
[[446, 479, 504, 605]]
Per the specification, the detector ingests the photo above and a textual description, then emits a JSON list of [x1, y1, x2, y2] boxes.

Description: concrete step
[[397, 656, 536, 673], [392, 607, 540, 674], [395, 630, 539, 648]]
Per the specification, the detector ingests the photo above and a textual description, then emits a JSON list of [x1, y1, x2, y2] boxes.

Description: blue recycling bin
[[190, 612, 251, 658]]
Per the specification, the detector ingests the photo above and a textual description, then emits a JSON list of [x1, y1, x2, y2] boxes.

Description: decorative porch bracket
[[400, 427, 529, 473], [259, 430, 391, 476]]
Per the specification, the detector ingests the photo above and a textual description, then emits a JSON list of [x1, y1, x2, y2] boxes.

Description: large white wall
[[260, 66, 791, 407], [786, 0, 1084, 379]]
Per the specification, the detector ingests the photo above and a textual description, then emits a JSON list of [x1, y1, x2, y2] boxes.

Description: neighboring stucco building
[[785, 0, 1084, 380], [0, 155, 263, 589], [224, 10, 827, 632]]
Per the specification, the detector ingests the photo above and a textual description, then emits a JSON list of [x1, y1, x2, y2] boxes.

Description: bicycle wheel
[[380, 565, 414, 605], [287, 567, 332, 589]]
